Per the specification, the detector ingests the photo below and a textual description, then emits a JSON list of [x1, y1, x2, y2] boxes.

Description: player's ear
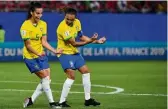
[[30, 11, 33, 16], [65, 14, 67, 18]]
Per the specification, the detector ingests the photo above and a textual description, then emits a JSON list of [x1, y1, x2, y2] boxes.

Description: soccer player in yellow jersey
[[56, 8, 106, 107], [20, 2, 62, 108]]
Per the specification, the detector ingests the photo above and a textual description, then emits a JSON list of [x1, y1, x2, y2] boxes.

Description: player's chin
[[35, 18, 40, 22]]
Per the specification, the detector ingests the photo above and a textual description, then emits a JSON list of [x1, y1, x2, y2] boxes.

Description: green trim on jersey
[[64, 36, 72, 41], [42, 34, 47, 36], [33, 24, 38, 27], [74, 33, 77, 38], [22, 38, 30, 40]]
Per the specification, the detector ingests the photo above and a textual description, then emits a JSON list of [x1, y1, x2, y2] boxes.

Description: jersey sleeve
[[20, 23, 30, 40], [42, 22, 47, 36]]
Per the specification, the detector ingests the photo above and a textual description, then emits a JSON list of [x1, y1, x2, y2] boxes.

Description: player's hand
[[97, 37, 106, 44], [90, 33, 98, 42], [37, 51, 46, 57], [55, 48, 63, 54]]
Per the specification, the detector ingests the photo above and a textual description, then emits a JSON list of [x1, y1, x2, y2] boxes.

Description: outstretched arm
[[41, 36, 63, 54]]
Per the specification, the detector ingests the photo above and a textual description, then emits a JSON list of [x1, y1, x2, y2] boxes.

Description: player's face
[[65, 14, 75, 26], [31, 8, 43, 23]]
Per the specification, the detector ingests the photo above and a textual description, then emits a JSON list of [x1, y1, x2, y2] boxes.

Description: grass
[[0, 61, 166, 109]]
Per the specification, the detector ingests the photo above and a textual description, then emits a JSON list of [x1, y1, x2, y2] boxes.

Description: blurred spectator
[[156, 1, 167, 14], [0, 1, 5, 12], [0, 25, 5, 43], [140, 1, 152, 13], [17, 1, 29, 11], [5, 1, 15, 12], [90, 1, 100, 12], [105, 1, 117, 13], [127, 1, 139, 13], [0, 1, 166, 14], [117, 0, 129, 13]]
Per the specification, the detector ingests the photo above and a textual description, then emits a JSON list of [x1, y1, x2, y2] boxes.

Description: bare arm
[[67, 37, 89, 47], [42, 36, 63, 54], [80, 35, 98, 43], [41, 36, 56, 53], [41, 36, 63, 54], [24, 39, 42, 56], [80, 34, 106, 44], [67, 34, 98, 47]]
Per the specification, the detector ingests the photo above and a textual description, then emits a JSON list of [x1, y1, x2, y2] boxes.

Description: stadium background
[[0, 1, 167, 109]]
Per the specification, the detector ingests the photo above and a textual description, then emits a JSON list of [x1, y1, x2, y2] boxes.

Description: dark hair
[[27, 2, 42, 20], [64, 7, 77, 16], [0, 25, 2, 29]]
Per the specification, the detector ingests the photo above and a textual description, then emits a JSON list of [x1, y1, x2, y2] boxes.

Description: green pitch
[[0, 61, 166, 109]]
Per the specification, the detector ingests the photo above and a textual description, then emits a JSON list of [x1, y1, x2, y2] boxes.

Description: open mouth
[[35, 17, 40, 21]]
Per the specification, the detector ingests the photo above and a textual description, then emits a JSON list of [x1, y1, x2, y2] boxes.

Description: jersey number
[[35, 34, 40, 40]]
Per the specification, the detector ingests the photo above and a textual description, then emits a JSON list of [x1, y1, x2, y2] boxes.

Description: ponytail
[[27, 2, 42, 20]]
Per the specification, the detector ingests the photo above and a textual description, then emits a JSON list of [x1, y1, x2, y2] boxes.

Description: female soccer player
[[56, 8, 106, 107], [20, 2, 62, 108]]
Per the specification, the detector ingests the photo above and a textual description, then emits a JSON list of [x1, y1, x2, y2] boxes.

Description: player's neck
[[67, 23, 73, 27], [64, 20, 73, 27], [30, 18, 38, 26]]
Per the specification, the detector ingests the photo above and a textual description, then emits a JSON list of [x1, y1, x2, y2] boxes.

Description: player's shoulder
[[58, 20, 65, 27], [75, 19, 81, 24], [21, 20, 30, 29], [57, 20, 66, 31], [39, 20, 47, 26], [75, 18, 80, 23], [21, 20, 29, 26]]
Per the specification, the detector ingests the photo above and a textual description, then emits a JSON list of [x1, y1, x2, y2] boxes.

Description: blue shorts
[[24, 56, 49, 73], [58, 53, 85, 71]]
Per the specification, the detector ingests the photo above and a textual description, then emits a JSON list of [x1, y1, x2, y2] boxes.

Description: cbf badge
[[40, 28, 43, 32], [76, 26, 79, 31]]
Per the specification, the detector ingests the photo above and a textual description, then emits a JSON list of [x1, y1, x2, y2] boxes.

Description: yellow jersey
[[56, 19, 82, 55], [20, 20, 47, 59]]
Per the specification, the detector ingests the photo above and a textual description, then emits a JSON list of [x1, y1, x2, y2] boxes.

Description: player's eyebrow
[[36, 12, 42, 14], [67, 18, 74, 21]]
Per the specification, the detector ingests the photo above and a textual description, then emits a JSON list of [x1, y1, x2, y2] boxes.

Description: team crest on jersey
[[76, 26, 79, 31], [40, 28, 43, 32]]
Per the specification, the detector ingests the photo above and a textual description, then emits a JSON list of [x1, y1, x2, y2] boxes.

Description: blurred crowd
[[0, 1, 167, 14]]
